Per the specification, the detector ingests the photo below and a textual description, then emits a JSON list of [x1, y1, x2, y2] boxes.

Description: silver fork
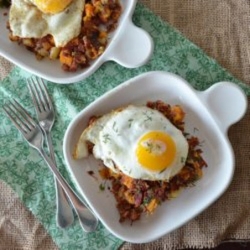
[[27, 77, 74, 228], [3, 99, 99, 232]]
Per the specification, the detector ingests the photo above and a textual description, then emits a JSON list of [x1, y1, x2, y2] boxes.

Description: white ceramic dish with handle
[[0, 1, 153, 84], [63, 71, 247, 243]]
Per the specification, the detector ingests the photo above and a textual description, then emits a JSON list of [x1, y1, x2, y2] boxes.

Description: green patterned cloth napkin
[[1, 3, 250, 250]]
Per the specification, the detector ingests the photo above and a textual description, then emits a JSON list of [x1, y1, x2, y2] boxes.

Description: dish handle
[[106, 20, 153, 68], [197, 82, 247, 133]]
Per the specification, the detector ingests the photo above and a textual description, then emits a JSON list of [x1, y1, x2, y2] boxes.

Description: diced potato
[[169, 189, 182, 198], [146, 198, 158, 213], [42, 41, 52, 50], [121, 175, 134, 189], [49, 47, 61, 60], [86, 48, 98, 59], [172, 105, 185, 122], [85, 3, 95, 18], [9, 34, 19, 42], [59, 50, 73, 66], [99, 168, 110, 179], [124, 190, 135, 204], [22, 38, 35, 48], [37, 48, 49, 57]]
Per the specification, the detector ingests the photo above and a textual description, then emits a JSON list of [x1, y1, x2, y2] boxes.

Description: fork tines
[[3, 99, 36, 134], [27, 77, 51, 112]]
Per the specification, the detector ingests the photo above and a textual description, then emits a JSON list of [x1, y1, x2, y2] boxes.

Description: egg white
[[75, 105, 189, 181], [9, 0, 85, 47]]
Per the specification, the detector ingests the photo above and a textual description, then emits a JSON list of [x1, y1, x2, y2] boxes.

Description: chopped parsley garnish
[[112, 121, 120, 134], [143, 111, 153, 122], [146, 141, 154, 153], [181, 157, 186, 163], [159, 168, 166, 174], [99, 183, 105, 191], [103, 133, 111, 143], [144, 140, 162, 154], [193, 127, 199, 133], [128, 118, 133, 128]]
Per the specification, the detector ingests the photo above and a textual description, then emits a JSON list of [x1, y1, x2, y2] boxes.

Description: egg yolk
[[136, 131, 176, 172], [33, 0, 72, 14]]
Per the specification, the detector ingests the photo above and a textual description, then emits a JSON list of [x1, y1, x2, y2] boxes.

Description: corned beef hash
[[74, 101, 207, 223], [7, 0, 122, 72]]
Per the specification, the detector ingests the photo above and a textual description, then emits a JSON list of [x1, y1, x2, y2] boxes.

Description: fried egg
[[30, 0, 73, 14], [9, 0, 85, 47], [74, 105, 189, 181]]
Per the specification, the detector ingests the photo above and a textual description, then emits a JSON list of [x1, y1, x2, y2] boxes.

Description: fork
[[3, 99, 99, 232], [27, 77, 74, 228]]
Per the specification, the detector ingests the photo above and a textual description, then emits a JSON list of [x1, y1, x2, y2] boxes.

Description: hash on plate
[[74, 100, 207, 223], [7, 0, 122, 71]]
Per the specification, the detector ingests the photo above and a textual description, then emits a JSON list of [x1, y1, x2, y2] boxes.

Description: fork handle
[[38, 148, 99, 232], [46, 132, 74, 228], [55, 178, 74, 228]]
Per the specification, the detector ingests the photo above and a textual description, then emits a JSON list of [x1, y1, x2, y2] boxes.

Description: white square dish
[[63, 71, 247, 243], [0, 1, 153, 84]]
